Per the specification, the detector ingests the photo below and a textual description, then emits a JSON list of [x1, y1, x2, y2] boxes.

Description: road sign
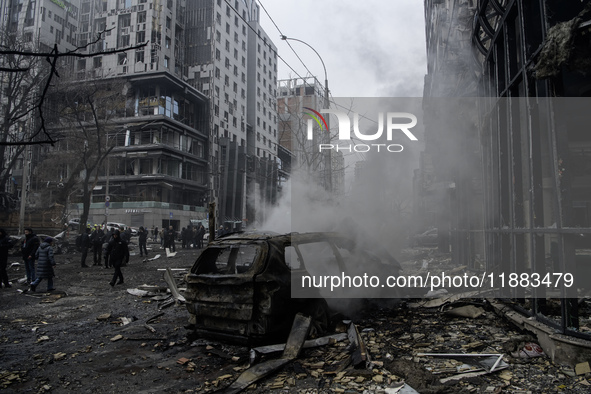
[[106, 195, 110, 202], [105, 201, 110, 208], [169, 212, 173, 219]]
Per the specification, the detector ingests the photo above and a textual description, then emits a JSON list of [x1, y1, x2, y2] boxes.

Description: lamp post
[[280, 35, 332, 192]]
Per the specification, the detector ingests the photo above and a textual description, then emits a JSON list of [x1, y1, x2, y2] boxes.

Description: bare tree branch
[[0, 27, 149, 147]]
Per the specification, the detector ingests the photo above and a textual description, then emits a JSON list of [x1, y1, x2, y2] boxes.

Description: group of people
[[78, 224, 138, 268], [0, 227, 56, 292], [148, 223, 207, 250], [77, 224, 134, 287], [179, 224, 206, 249], [0, 220, 209, 292]]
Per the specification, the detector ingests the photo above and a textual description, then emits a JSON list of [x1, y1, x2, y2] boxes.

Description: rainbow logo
[[303, 107, 329, 131]]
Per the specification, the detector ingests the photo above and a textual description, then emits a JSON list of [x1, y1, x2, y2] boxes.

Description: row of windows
[[110, 128, 205, 159], [107, 157, 206, 184]]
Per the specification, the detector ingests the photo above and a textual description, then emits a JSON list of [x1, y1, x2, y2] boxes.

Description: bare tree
[[37, 78, 125, 232], [0, 28, 147, 148], [0, 31, 51, 199]]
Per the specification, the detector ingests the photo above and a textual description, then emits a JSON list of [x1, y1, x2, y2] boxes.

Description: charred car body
[[184, 231, 401, 345]]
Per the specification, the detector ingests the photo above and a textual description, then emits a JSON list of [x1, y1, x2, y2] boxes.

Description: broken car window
[[193, 245, 259, 274], [295, 242, 341, 276]]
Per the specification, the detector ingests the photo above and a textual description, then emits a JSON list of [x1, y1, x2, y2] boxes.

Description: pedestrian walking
[[153, 226, 159, 242], [80, 227, 91, 267], [0, 229, 14, 288], [21, 228, 40, 284], [29, 237, 56, 292], [104, 230, 129, 287], [138, 226, 148, 257]]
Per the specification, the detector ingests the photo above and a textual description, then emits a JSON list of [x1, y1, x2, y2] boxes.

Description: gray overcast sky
[[258, 0, 427, 97]]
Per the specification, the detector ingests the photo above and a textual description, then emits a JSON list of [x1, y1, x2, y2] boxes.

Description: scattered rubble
[[2, 247, 591, 392]]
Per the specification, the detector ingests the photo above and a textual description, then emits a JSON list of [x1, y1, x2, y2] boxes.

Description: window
[[136, 31, 145, 43], [194, 245, 259, 275], [215, 49, 220, 60], [164, 56, 169, 68], [165, 36, 171, 48], [119, 34, 130, 47], [137, 11, 146, 23], [135, 50, 145, 63], [166, 17, 171, 29], [93, 57, 102, 68]]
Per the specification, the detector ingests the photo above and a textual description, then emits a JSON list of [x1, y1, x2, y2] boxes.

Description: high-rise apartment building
[[185, 0, 278, 226], [2, 0, 80, 52]]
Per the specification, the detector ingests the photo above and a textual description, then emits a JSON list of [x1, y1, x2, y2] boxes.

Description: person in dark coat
[[191, 226, 197, 248], [120, 227, 132, 243], [165, 226, 176, 252], [90, 225, 105, 266], [80, 227, 91, 267], [180, 227, 187, 249], [0, 229, 14, 288], [197, 224, 205, 249], [102, 227, 114, 268], [30, 237, 56, 292], [138, 226, 148, 257], [21, 228, 40, 284], [104, 230, 129, 287]]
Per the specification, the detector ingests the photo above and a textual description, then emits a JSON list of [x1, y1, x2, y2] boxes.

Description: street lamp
[[280, 35, 332, 192]]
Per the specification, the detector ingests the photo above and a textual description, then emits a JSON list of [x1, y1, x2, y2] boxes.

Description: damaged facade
[[419, 0, 591, 341]]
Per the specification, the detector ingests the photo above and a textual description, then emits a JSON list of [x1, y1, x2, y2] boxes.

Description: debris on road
[[219, 313, 311, 394], [164, 267, 186, 304]]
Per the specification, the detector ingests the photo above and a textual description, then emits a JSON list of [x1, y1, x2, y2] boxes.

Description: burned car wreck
[[184, 231, 401, 345]]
